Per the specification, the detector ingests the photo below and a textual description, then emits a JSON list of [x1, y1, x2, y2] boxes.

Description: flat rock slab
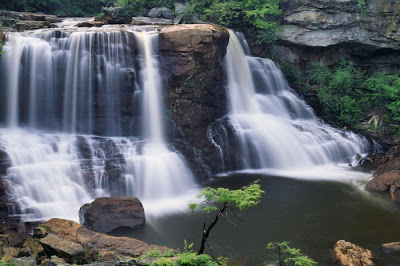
[[79, 197, 145, 233], [131, 17, 173, 25]]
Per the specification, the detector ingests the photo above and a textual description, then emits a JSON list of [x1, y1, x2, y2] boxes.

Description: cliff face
[[252, 0, 400, 72], [160, 24, 229, 178]]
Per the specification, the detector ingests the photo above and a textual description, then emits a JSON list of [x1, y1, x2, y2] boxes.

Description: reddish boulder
[[79, 197, 145, 233], [374, 157, 400, 177], [365, 170, 400, 191]]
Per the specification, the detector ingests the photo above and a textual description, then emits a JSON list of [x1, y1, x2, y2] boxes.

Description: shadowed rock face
[[160, 24, 230, 178], [79, 197, 145, 233], [280, 0, 400, 49], [249, 0, 400, 74]]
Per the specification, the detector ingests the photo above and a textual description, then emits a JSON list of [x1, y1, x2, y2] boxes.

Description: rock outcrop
[[332, 240, 374, 266], [250, 0, 400, 73], [79, 197, 145, 233], [0, 11, 61, 31], [34, 218, 170, 264], [160, 24, 230, 178], [382, 242, 400, 253]]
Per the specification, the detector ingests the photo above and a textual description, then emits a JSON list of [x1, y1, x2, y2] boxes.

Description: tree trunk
[[198, 203, 227, 255]]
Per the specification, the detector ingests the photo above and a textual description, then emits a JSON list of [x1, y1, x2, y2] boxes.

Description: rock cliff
[[160, 24, 229, 178], [252, 0, 400, 72]]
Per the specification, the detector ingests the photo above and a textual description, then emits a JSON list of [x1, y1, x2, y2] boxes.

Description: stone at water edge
[[332, 240, 374, 266], [365, 170, 400, 191], [382, 242, 400, 253], [79, 197, 145, 233]]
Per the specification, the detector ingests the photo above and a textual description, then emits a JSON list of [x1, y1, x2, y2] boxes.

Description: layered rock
[[249, 0, 400, 74], [160, 24, 230, 178], [0, 11, 60, 31], [79, 197, 145, 233], [332, 240, 374, 266], [34, 218, 170, 264]]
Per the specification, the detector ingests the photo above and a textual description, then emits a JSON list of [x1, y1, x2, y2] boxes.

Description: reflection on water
[[111, 172, 400, 265]]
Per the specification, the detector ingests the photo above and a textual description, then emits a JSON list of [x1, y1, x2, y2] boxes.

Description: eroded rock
[[148, 7, 174, 19], [79, 197, 145, 233], [332, 240, 374, 266]]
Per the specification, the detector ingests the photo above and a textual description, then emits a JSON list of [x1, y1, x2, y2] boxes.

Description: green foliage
[[148, 241, 221, 266], [190, 180, 264, 255], [189, 180, 264, 212], [0, 0, 106, 16], [266, 242, 317, 266], [115, 0, 175, 16], [299, 60, 400, 129], [307, 61, 365, 125], [188, 0, 283, 43], [281, 61, 302, 90], [364, 72, 400, 123]]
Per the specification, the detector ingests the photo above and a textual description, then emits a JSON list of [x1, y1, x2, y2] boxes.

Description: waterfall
[[210, 30, 369, 172], [0, 29, 196, 221], [0, 30, 134, 135]]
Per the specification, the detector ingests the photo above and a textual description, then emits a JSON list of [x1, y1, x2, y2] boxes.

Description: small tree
[[189, 180, 264, 255], [266, 242, 317, 266]]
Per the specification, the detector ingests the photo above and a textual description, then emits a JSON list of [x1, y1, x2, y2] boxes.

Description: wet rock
[[76, 21, 105, 28], [131, 17, 173, 25], [14, 20, 53, 31], [365, 170, 400, 191], [0, 11, 62, 23], [160, 24, 229, 178], [79, 197, 145, 233], [35, 218, 169, 264], [148, 7, 174, 19], [389, 184, 400, 203], [375, 157, 400, 177], [382, 242, 400, 253], [332, 240, 374, 266]]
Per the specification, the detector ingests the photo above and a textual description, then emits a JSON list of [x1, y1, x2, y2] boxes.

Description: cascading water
[[0, 28, 196, 221], [210, 30, 370, 175]]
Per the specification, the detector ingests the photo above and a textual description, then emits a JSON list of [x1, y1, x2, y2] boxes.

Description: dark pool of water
[[111, 174, 400, 265]]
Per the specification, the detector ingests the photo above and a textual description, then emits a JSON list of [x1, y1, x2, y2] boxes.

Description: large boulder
[[34, 218, 169, 264], [79, 197, 145, 233], [148, 7, 174, 19], [375, 157, 400, 177], [332, 240, 374, 266], [365, 170, 400, 191]]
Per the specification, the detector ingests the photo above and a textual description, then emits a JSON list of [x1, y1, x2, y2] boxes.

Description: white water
[[218, 30, 370, 173], [0, 29, 196, 221]]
